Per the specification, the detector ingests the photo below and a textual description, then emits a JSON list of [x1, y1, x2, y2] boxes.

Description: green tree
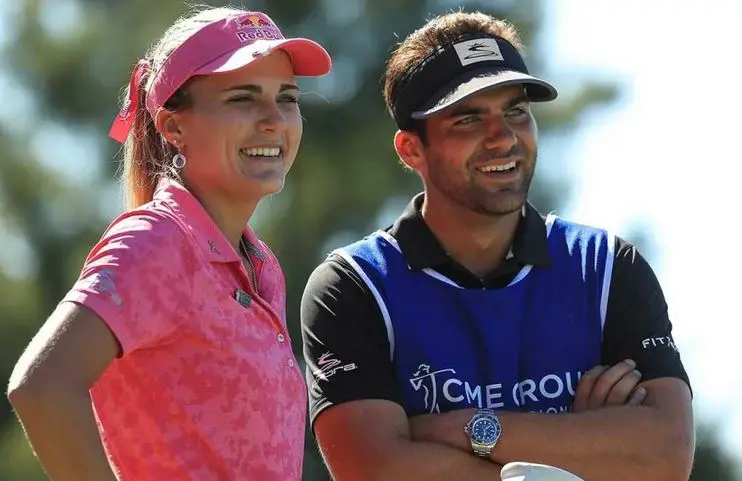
[[0, 1, 738, 480], [691, 424, 741, 481]]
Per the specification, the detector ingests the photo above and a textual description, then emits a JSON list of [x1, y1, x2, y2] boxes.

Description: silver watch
[[464, 408, 502, 457]]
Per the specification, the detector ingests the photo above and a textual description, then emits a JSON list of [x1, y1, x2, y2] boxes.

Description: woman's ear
[[154, 109, 184, 148]]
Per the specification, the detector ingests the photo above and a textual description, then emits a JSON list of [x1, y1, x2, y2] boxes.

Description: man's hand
[[571, 359, 646, 412]]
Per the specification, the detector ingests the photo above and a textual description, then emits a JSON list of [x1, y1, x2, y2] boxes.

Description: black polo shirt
[[301, 193, 691, 424]]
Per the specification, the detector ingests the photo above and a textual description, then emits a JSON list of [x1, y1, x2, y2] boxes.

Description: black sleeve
[[601, 236, 692, 393], [300, 254, 402, 427]]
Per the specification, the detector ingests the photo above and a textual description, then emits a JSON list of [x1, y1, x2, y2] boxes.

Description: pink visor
[[109, 11, 332, 143]]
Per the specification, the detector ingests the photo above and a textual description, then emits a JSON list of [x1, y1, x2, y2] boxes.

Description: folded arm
[[315, 400, 501, 481], [410, 377, 694, 481]]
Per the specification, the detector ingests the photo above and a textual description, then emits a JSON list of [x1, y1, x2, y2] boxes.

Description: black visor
[[391, 33, 557, 130]]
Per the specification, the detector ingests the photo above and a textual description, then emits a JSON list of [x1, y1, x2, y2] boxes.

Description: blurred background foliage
[[0, 0, 738, 479]]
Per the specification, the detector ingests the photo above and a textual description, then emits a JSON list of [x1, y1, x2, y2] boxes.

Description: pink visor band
[[108, 11, 332, 143]]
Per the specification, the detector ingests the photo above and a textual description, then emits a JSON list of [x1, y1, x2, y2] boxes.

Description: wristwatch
[[464, 408, 502, 457]]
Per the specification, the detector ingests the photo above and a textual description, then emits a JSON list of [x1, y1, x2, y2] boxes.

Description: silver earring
[[172, 152, 186, 169]]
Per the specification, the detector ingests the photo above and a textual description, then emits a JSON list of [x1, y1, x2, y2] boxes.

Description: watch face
[[470, 417, 501, 444]]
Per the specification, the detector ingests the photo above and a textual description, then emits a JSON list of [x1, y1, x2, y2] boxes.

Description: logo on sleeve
[[642, 336, 679, 353], [80, 269, 122, 306], [311, 352, 357, 389]]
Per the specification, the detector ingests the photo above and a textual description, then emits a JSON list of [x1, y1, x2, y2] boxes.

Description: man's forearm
[[8, 383, 118, 481], [385, 441, 503, 481], [410, 403, 692, 481], [495, 405, 690, 480], [324, 436, 502, 481]]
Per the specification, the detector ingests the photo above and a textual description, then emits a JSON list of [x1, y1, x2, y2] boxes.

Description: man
[[300, 11, 694, 481]]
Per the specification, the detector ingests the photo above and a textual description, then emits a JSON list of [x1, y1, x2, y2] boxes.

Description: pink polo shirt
[[62, 178, 306, 481]]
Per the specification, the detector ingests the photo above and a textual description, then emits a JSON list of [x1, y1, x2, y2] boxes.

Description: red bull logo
[[237, 14, 272, 29], [234, 13, 282, 42]]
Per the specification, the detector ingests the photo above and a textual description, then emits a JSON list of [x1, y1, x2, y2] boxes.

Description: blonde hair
[[120, 6, 245, 210]]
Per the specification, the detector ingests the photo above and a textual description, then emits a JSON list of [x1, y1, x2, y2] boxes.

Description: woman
[[7, 6, 331, 481]]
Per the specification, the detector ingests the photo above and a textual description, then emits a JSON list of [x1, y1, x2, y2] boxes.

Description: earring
[[172, 152, 186, 169]]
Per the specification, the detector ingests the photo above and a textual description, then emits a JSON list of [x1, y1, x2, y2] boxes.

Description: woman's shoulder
[[92, 203, 196, 261]]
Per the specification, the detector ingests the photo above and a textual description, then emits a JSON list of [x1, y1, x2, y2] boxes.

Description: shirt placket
[[232, 252, 289, 342]]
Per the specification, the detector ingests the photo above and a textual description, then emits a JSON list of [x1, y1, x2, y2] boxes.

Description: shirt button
[[277, 333, 285, 343], [288, 359, 295, 368]]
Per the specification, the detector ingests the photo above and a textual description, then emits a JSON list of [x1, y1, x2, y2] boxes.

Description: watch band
[[472, 443, 493, 457]]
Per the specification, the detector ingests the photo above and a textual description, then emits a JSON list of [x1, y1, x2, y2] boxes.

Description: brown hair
[[119, 6, 245, 210], [382, 11, 524, 139]]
